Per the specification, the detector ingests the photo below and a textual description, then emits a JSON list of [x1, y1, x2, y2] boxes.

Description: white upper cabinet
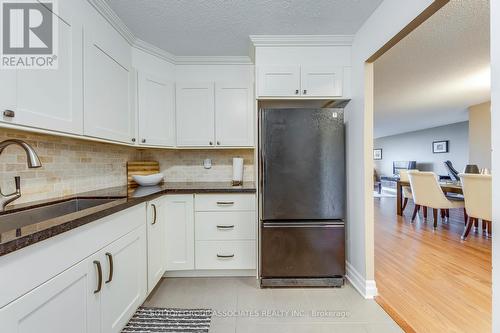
[[0, 71, 16, 122], [215, 83, 254, 147], [83, 5, 135, 144], [257, 66, 300, 97], [138, 72, 175, 147], [300, 66, 343, 97], [176, 83, 215, 147], [2, 0, 84, 134], [257, 65, 346, 98]]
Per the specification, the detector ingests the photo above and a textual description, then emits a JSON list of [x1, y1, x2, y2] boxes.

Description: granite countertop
[[0, 182, 256, 257]]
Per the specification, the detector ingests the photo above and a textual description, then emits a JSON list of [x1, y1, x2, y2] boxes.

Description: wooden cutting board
[[127, 161, 160, 187]]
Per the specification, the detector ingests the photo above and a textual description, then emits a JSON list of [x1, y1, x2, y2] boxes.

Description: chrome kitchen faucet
[[0, 139, 42, 212]]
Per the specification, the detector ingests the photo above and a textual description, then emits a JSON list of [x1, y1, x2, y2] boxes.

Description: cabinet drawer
[[195, 240, 256, 270], [195, 194, 255, 211], [195, 211, 256, 241]]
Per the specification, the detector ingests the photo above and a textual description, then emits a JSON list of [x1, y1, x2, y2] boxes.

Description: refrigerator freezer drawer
[[261, 222, 345, 278]]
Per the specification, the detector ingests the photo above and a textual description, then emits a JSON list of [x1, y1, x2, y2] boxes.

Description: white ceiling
[[374, 0, 490, 138], [105, 0, 383, 56]]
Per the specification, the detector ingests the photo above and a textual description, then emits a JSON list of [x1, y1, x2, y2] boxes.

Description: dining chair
[[399, 169, 414, 214], [408, 171, 465, 229], [459, 174, 492, 240]]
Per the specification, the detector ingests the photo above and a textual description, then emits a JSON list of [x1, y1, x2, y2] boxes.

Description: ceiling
[[105, 0, 383, 56], [374, 0, 490, 138]]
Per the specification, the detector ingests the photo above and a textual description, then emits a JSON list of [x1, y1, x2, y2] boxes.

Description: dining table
[[396, 180, 463, 216]]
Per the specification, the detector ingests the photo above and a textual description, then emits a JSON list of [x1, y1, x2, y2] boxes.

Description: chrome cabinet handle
[[303, 89, 307, 95], [217, 225, 235, 229], [105, 253, 113, 284], [217, 254, 235, 258], [295, 89, 299, 95], [151, 204, 157, 225], [3, 110, 15, 118], [216, 201, 234, 205], [93, 260, 103, 293]]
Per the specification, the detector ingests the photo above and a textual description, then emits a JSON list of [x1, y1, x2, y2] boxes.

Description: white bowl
[[132, 173, 164, 186]]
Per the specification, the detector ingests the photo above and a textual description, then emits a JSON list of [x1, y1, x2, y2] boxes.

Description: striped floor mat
[[122, 307, 212, 333]]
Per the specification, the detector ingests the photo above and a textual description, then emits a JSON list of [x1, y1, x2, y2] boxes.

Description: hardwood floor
[[374, 197, 491, 333]]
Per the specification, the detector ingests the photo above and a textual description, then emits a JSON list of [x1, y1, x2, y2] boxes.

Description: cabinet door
[[0, 258, 98, 333], [165, 195, 194, 271], [101, 226, 147, 333], [83, 11, 134, 144], [138, 72, 175, 147], [300, 66, 343, 97], [176, 83, 215, 147], [257, 66, 300, 97], [215, 83, 254, 147], [147, 198, 166, 292], [0, 71, 16, 123], [10, 0, 83, 134]]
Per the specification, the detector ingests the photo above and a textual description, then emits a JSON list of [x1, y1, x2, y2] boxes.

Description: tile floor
[[144, 277, 402, 333]]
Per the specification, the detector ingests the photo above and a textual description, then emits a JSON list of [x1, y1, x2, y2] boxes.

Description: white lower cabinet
[[165, 195, 195, 270], [195, 240, 256, 270], [0, 206, 147, 333], [0, 258, 97, 333], [194, 194, 256, 271], [147, 198, 166, 291], [99, 226, 147, 333]]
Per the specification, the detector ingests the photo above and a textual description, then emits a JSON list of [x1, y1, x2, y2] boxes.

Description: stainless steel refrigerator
[[259, 108, 345, 287]]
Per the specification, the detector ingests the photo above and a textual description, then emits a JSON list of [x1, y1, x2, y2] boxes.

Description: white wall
[[469, 101, 492, 169], [374, 121, 469, 176], [346, 0, 435, 298], [491, 0, 499, 331], [175, 64, 254, 84]]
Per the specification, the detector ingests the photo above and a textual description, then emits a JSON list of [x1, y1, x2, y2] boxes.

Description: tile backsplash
[[139, 149, 255, 183], [0, 128, 255, 205]]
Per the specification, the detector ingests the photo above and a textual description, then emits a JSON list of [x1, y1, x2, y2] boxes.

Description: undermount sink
[[0, 197, 125, 233]]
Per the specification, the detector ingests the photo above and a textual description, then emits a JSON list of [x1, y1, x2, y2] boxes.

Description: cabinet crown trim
[[87, 0, 135, 44], [249, 35, 354, 47]]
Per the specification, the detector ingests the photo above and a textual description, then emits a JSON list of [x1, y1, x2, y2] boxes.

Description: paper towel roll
[[232, 157, 244, 186]]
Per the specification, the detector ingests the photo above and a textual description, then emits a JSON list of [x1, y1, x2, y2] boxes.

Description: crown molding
[[249, 35, 354, 47], [133, 39, 177, 64], [88, 0, 253, 65], [175, 56, 253, 65], [87, 0, 135, 45]]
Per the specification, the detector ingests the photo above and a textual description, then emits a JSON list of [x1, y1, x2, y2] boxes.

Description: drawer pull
[[217, 225, 235, 229], [216, 201, 234, 205], [217, 254, 235, 259]]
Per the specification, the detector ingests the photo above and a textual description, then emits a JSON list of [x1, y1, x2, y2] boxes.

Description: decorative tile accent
[[0, 128, 255, 204]]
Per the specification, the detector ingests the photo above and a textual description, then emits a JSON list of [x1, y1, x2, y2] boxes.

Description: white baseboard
[[345, 261, 378, 299], [164, 269, 256, 278]]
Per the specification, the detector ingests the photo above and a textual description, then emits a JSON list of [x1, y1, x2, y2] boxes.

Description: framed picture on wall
[[433, 140, 449, 154], [373, 148, 383, 160]]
